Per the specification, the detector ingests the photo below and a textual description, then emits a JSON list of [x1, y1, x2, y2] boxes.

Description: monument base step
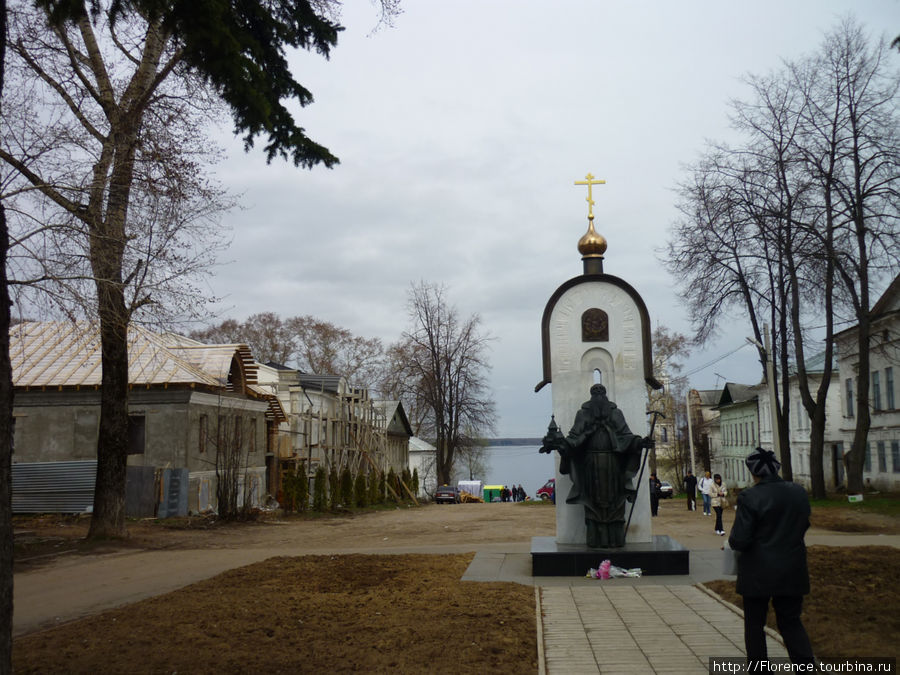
[[531, 534, 690, 576]]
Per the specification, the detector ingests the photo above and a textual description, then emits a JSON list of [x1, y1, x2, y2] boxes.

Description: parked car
[[659, 481, 674, 499], [435, 485, 460, 504], [536, 478, 555, 502]]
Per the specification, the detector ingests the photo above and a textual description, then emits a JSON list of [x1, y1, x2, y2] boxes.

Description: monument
[[530, 173, 689, 576]]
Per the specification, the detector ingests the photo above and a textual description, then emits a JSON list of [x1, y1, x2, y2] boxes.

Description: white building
[[407, 437, 437, 498], [756, 353, 844, 490], [834, 276, 900, 491]]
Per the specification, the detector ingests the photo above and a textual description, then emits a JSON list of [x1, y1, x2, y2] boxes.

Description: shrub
[[313, 466, 328, 512], [296, 462, 309, 512], [387, 467, 398, 502], [368, 468, 382, 504], [354, 471, 368, 508], [329, 466, 340, 510], [340, 466, 354, 507]]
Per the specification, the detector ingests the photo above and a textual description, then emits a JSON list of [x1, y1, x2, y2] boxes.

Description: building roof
[[373, 400, 413, 437], [409, 437, 436, 453], [296, 374, 345, 395], [834, 273, 900, 340], [716, 383, 758, 408], [10, 322, 285, 422], [695, 389, 721, 406]]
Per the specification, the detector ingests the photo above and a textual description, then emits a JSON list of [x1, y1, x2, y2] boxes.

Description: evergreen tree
[[387, 467, 398, 503], [312, 467, 328, 512], [297, 463, 309, 513], [368, 468, 381, 505], [340, 466, 353, 507], [328, 466, 340, 510], [354, 471, 368, 508]]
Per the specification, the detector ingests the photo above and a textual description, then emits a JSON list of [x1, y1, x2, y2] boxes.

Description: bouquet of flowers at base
[[586, 559, 642, 579]]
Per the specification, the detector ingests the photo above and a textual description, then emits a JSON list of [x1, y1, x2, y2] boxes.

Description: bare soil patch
[[705, 546, 900, 660], [14, 553, 537, 674]]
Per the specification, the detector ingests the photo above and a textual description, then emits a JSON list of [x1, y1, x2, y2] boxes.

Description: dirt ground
[[706, 545, 900, 660], [11, 497, 900, 672]]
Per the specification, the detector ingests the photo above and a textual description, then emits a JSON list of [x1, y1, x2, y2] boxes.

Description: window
[[846, 378, 854, 417], [199, 414, 208, 453], [872, 371, 882, 411], [865, 443, 872, 472], [892, 441, 900, 474], [661, 426, 668, 443], [127, 415, 146, 455], [886, 367, 895, 410], [877, 441, 887, 473], [234, 415, 243, 450], [249, 418, 257, 453]]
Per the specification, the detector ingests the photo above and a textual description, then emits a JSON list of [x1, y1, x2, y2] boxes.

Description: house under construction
[[256, 363, 412, 500]]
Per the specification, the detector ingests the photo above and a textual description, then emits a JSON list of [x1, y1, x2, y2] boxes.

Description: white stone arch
[[581, 347, 615, 402]]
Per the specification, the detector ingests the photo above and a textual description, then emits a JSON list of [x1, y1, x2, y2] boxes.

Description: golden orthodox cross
[[574, 173, 606, 219]]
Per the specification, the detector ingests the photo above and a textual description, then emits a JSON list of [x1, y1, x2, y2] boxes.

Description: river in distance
[[481, 444, 556, 499]]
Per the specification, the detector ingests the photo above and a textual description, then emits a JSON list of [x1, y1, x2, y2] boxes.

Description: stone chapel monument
[[531, 174, 688, 576]]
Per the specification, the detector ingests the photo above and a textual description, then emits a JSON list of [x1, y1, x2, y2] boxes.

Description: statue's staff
[[624, 410, 666, 539]]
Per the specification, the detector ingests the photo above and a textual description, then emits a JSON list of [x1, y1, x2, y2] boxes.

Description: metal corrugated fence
[[11, 460, 97, 513]]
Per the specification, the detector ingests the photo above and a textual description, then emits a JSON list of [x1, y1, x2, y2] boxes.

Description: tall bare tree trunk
[[87, 128, 137, 539], [0, 0, 14, 668], [0, 195, 13, 675], [88, 285, 131, 538]]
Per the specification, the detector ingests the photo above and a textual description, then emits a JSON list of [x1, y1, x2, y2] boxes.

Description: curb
[[534, 586, 546, 675]]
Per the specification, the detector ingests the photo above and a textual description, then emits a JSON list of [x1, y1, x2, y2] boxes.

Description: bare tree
[[0, 0, 11, 667], [0, 3, 239, 538], [647, 325, 692, 480], [286, 315, 384, 387], [192, 313, 387, 389], [665, 150, 797, 477], [377, 338, 429, 434], [809, 21, 900, 494], [192, 313, 296, 365], [400, 281, 496, 486], [666, 19, 900, 494]]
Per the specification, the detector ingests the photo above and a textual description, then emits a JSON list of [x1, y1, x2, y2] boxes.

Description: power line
[[670, 341, 754, 384]]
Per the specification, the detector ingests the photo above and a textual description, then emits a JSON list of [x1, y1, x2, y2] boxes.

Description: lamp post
[[746, 324, 780, 456]]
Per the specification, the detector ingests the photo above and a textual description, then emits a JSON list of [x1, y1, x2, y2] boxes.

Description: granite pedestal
[[531, 534, 689, 576]]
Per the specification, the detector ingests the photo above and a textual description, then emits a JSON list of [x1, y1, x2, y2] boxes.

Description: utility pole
[[747, 324, 780, 456], [685, 388, 696, 476]]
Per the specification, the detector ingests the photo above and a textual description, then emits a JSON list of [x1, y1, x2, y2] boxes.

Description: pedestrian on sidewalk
[[684, 470, 697, 511], [649, 473, 662, 516], [729, 447, 814, 667], [698, 471, 713, 515], [710, 474, 728, 535]]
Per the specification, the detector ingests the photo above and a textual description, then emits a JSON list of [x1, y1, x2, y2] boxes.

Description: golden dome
[[578, 217, 607, 258]]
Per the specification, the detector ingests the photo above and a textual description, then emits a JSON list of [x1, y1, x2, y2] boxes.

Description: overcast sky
[[207, 1, 900, 437]]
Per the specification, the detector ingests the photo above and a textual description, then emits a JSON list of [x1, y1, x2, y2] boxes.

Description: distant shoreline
[[488, 438, 542, 447]]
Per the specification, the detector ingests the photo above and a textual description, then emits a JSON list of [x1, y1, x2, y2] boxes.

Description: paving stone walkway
[[537, 584, 786, 674]]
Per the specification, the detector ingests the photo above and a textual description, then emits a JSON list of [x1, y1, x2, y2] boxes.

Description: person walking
[[698, 471, 713, 516], [729, 447, 814, 666], [710, 473, 728, 535], [684, 470, 697, 511], [649, 473, 662, 516]]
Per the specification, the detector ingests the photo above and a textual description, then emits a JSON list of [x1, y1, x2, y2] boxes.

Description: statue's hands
[[641, 436, 655, 450], [625, 487, 637, 504], [540, 435, 565, 454]]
